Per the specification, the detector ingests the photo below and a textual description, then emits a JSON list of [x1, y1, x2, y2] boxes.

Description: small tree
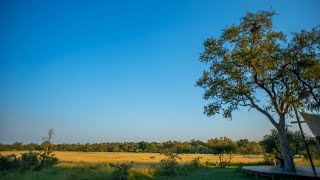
[[41, 129, 54, 156], [191, 156, 202, 168], [37, 128, 59, 170], [156, 150, 182, 176], [237, 139, 263, 155], [207, 137, 237, 168], [236, 139, 250, 155]]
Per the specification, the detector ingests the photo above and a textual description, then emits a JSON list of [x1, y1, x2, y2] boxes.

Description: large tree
[[285, 28, 320, 111], [197, 10, 320, 171], [260, 129, 305, 159]]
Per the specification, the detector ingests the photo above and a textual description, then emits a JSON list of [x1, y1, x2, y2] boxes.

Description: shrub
[[207, 137, 237, 168], [109, 161, 134, 180], [301, 145, 320, 160], [155, 151, 181, 176], [191, 156, 202, 168], [19, 152, 41, 171], [0, 129, 59, 172], [0, 154, 19, 171], [38, 152, 59, 169], [262, 153, 275, 165], [0, 151, 59, 172]]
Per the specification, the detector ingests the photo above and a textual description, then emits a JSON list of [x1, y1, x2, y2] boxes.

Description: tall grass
[[0, 151, 318, 179], [0, 165, 112, 180], [0, 164, 258, 180], [1, 151, 319, 167], [0, 151, 266, 164]]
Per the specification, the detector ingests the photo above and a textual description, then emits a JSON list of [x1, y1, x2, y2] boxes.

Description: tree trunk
[[277, 124, 296, 171], [315, 136, 320, 153]]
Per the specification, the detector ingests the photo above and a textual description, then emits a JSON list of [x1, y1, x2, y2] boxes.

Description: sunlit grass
[[0, 151, 265, 165], [2, 151, 319, 167], [1, 151, 319, 179]]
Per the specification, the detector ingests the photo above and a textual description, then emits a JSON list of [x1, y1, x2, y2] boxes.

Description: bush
[[19, 152, 41, 171], [301, 145, 320, 160], [109, 161, 134, 180], [0, 154, 19, 171], [155, 151, 181, 176], [263, 153, 275, 165], [0, 151, 59, 172], [263, 153, 275, 164], [207, 137, 237, 168], [38, 152, 59, 169], [191, 156, 202, 168]]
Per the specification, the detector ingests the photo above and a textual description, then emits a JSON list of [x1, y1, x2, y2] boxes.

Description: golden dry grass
[[0, 151, 263, 164], [1, 151, 319, 167]]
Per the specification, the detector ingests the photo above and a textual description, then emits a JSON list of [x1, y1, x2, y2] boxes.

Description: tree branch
[[244, 93, 279, 128]]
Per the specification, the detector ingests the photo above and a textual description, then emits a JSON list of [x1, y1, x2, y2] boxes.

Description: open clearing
[[1, 151, 319, 179], [0, 151, 264, 165], [1, 151, 318, 167]]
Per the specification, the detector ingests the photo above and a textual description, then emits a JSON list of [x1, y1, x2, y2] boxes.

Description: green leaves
[[197, 9, 320, 121]]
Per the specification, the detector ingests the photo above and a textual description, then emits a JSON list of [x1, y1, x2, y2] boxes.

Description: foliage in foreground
[[0, 151, 59, 172], [0, 163, 257, 180], [190, 156, 203, 168], [154, 152, 206, 177], [155, 151, 182, 176], [109, 161, 134, 180], [0, 129, 59, 172]]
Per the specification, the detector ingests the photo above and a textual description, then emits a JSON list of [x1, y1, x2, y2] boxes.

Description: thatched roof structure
[[301, 112, 320, 137]]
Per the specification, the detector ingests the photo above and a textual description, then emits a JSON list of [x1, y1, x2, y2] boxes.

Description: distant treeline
[[0, 138, 264, 154]]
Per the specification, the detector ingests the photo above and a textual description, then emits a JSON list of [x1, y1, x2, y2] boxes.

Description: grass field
[[1, 151, 264, 165], [0, 165, 258, 180], [1, 151, 318, 166], [1, 151, 319, 179]]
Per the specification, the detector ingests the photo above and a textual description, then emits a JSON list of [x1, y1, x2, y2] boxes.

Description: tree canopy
[[196, 9, 320, 171], [260, 129, 305, 158], [197, 10, 319, 122]]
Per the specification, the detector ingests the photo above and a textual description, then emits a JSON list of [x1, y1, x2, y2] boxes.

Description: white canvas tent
[[301, 112, 320, 152]]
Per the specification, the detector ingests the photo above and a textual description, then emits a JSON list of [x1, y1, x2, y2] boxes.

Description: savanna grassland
[[0, 151, 265, 165], [1, 151, 319, 179], [0, 151, 260, 180], [1, 151, 318, 166]]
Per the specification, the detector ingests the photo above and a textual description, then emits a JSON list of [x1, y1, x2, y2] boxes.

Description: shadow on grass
[[157, 168, 258, 180], [0, 165, 112, 180], [0, 162, 266, 180]]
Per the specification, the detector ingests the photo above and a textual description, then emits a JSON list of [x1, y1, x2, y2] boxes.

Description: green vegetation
[[158, 168, 256, 180], [2, 130, 318, 162], [155, 151, 182, 176], [190, 156, 202, 168], [109, 161, 134, 179], [207, 137, 237, 168], [0, 129, 59, 172], [0, 139, 263, 154], [1, 128, 318, 179], [197, 9, 320, 171], [0, 165, 112, 180], [0, 163, 257, 180], [261, 129, 319, 164], [1, 9, 319, 179]]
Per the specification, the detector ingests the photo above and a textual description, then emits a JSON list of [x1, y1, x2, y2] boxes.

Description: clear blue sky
[[1, 0, 319, 144]]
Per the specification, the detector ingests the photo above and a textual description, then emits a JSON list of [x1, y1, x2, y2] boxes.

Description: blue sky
[[1, 0, 319, 144]]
